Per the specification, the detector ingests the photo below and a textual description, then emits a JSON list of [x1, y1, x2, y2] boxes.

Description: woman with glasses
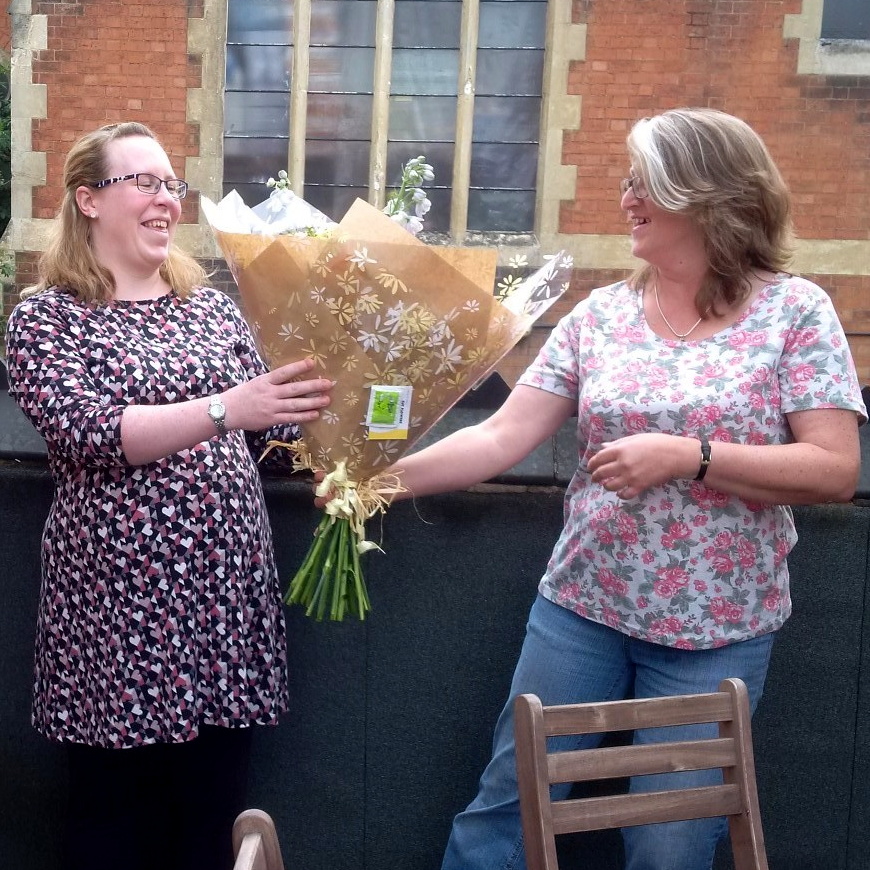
[[365, 108, 866, 869], [4, 122, 334, 870]]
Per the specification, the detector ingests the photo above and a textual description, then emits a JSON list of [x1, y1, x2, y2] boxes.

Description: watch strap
[[694, 437, 711, 481]]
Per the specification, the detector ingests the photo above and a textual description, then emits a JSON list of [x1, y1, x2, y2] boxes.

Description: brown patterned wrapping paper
[[209, 196, 573, 481]]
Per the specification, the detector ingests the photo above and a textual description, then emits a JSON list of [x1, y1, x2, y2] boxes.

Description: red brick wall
[[29, 0, 199, 222], [0, 11, 10, 59], [563, 0, 869, 243]]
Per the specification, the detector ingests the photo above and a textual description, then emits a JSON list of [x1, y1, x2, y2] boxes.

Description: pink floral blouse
[[518, 275, 866, 649]]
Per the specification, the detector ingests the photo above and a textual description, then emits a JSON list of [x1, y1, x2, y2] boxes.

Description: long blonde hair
[[26, 122, 207, 302], [627, 108, 795, 314]]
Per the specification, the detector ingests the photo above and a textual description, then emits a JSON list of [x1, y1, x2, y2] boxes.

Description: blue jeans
[[441, 594, 775, 870]]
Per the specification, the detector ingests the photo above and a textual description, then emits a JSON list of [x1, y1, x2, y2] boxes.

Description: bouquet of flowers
[[201, 164, 572, 621]]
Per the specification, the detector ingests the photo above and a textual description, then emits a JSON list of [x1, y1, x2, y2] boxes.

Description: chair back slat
[[542, 692, 733, 736], [550, 783, 744, 833], [547, 737, 738, 783], [232, 810, 286, 870], [233, 834, 266, 870]]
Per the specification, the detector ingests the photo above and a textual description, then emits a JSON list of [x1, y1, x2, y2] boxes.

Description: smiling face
[[76, 135, 183, 284], [621, 169, 707, 273]]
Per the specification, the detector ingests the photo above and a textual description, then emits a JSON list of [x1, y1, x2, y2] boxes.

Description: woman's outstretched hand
[[224, 357, 334, 432]]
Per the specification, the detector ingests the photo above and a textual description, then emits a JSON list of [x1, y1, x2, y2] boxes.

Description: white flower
[[356, 316, 389, 352], [383, 339, 410, 362], [434, 338, 464, 374], [383, 155, 435, 236], [404, 215, 424, 235]]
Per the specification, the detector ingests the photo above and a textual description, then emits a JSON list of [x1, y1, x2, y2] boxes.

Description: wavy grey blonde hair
[[25, 121, 207, 303], [627, 107, 794, 315]]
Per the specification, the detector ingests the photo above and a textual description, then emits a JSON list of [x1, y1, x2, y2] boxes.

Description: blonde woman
[[6, 122, 333, 870]]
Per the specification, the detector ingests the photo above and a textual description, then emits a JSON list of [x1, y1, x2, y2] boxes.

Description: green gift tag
[[366, 384, 413, 440], [370, 388, 400, 425]]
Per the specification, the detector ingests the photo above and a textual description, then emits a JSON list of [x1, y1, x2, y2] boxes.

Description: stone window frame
[[187, 0, 585, 261], [784, 0, 870, 77]]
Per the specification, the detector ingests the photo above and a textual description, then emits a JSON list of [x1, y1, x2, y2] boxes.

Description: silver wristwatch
[[207, 395, 227, 437]]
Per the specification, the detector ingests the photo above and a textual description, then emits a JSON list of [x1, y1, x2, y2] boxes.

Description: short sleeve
[[516, 299, 589, 400], [778, 280, 867, 423]]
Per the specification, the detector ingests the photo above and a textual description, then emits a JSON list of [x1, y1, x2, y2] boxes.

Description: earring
[[90, 212, 97, 219]]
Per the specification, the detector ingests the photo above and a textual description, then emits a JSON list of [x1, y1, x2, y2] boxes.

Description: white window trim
[[784, 0, 870, 76]]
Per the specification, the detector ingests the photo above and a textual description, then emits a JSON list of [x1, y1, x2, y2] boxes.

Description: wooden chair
[[232, 809, 286, 870], [514, 678, 768, 870]]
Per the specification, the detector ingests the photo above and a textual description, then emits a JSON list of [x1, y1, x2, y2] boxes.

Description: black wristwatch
[[208, 396, 228, 437], [694, 437, 711, 481]]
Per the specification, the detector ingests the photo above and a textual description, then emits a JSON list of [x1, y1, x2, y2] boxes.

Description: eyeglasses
[[92, 172, 188, 200], [619, 175, 649, 200]]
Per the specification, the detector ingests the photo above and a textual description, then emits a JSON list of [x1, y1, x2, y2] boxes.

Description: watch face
[[209, 401, 225, 421]]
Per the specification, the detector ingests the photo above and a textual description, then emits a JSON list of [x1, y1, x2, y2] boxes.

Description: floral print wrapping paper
[[204, 195, 573, 481]]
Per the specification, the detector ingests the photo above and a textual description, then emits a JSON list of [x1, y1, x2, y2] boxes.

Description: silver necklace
[[653, 284, 703, 341]]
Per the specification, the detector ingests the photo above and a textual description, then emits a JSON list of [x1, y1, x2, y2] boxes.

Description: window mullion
[[369, 0, 396, 210], [451, 0, 480, 240], [289, 0, 312, 194]]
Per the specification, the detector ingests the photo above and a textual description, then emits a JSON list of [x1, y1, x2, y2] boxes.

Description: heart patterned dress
[[6, 285, 294, 748]]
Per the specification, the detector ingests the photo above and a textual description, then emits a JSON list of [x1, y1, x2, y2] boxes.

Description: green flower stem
[[285, 513, 332, 606], [350, 538, 370, 617], [285, 514, 373, 622], [331, 519, 348, 620], [311, 520, 342, 620]]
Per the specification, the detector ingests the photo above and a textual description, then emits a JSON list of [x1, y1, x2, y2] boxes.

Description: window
[[821, 0, 870, 40], [224, 0, 547, 237]]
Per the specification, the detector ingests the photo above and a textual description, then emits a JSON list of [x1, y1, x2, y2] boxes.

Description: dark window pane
[[306, 140, 371, 187], [476, 49, 543, 95], [389, 95, 457, 142], [227, 0, 291, 44], [392, 49, 459, 96], [226, 45, 292, 90], [224, 138, 290, 203], [394, 1, 461, 48], [480, 2, 546, 48], [470, 143, 538, 189], [307, 93, 373, 140], [418, 187, 451, 233], [303, 185, 369, 221], [309, 47, 375, 93], [821, 0, 869, 39], [225, 91, 289, 137], [311, 2, 377, 46], [467, 189, 535, 232], [473, 96, 540, 143]]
